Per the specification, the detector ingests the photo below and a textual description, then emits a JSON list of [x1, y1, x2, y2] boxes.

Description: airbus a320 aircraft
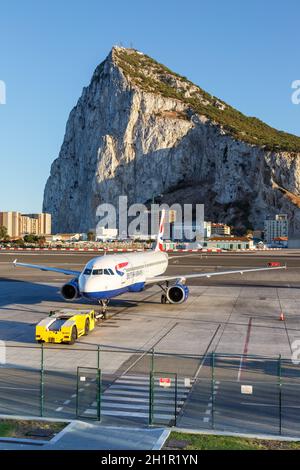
[[13, 211, 286, 314]]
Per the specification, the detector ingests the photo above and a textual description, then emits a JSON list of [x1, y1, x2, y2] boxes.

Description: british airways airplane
[[13, 211, 286, 314]]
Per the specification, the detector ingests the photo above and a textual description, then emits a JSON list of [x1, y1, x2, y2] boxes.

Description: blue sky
[[0, 0, 299, 212]]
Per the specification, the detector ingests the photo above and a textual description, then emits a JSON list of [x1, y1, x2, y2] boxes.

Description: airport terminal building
[[203, 237, 254, 251]]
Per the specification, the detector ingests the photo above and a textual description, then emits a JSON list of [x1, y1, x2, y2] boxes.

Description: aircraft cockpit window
[[92, 269, 103, 275], [90, 268, 114, 275], [84, 269, 92, 275]]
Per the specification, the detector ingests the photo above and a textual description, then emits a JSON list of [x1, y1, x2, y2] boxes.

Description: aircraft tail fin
[[155, 209, 166, 252]]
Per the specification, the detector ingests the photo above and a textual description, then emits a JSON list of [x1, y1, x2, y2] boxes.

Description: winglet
[[13, 259, 17, 267], [155, 209, 166, 252]]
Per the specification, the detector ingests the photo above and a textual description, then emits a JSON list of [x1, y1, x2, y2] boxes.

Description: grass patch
[[113, 48, 300, 153], [0, 419, 67, 441], [165, 432, 300, 450]]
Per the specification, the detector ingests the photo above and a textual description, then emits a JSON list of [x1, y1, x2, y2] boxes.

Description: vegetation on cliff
[[115, 48, 300, 153]]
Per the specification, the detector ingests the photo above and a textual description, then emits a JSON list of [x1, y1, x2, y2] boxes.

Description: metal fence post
[[97, 345, 100, 370], [96, 345, 101, 422], [211, 352, 215, 429], [75, 367, 79, 418], [97, 369, 101, 422], [174, 374, 178, 427], [278, 354, 282, 435], [40, 343, 44, 417], [151, 348, 154, 374]]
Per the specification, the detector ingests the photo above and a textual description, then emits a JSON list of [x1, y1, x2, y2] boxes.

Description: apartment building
[[0, 212, 51, 237], [264, 214, 288, 245], [0, 211, 20, 238], [211, 223, 231, 236]]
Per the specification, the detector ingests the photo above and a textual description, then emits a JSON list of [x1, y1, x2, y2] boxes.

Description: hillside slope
[[43, 47, 300, 234]]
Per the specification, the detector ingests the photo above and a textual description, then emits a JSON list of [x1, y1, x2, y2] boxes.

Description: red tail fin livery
[[155, 209, 166, 252]]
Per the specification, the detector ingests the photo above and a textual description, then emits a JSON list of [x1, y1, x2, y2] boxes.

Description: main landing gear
[[159, 281, 169, 304]]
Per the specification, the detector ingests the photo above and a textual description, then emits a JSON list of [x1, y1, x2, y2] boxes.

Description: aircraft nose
[[79, 275, 97, 294]]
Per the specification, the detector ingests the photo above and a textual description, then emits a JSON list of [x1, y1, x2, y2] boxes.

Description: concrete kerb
[[152, 429, 171, 450], [0, 247, 242, 253], [48, 421, 78, 445]]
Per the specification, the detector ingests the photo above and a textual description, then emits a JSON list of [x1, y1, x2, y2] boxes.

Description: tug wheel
[[69, 326, 77, 345]]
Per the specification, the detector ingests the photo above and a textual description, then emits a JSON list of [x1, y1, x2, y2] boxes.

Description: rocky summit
[[43, 47, 300, 233]]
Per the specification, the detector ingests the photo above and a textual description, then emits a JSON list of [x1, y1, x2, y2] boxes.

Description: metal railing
[[0, 344, 300, 436]]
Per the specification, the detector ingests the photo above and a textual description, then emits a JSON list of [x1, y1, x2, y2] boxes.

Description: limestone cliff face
[[43, 47, 300, 234]]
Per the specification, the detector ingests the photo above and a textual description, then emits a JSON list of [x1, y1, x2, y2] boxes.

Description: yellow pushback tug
[[35, 309, 98, 344]]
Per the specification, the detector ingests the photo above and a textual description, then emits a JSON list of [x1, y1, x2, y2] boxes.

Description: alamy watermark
[[291, 80, 300, 105], [95, 197, 205, 241], [0, 80, 6, 105]]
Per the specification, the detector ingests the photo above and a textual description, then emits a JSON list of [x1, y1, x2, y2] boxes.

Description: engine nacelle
[[166, 283, 189, 304], [61, 278, 81, 301]]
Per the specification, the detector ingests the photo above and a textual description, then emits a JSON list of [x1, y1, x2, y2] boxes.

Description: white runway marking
[[241, 402, 300, 408], [169, 254, 202, 260], [237, 318, 252, 382], [0, 387, 39, 391]]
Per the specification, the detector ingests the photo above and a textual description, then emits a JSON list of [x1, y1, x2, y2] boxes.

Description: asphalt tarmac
[[0, 249, 300, 435]]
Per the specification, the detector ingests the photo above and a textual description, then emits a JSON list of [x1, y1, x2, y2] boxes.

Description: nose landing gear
[[97, 299, 110, 319]]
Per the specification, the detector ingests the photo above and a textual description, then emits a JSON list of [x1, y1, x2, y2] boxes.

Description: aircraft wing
[[145, 265, 287, 285], [13, 259, 81, 276]]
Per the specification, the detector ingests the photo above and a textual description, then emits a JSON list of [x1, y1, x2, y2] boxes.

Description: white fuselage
[[78, 250, 168, 301]]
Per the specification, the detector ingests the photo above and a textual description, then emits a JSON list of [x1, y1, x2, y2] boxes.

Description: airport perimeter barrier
[[1, 345, 300, 436]]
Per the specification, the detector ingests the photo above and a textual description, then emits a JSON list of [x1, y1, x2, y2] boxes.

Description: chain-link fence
[[1, 345, 300, 436]]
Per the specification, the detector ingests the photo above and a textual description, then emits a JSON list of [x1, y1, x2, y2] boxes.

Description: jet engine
[[166, 283, 189, 304], [61, 278, 81, 301]]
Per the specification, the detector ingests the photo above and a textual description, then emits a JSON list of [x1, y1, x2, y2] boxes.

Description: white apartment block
[[211, 223, 231, 236], [264, 214, 288, 245]]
